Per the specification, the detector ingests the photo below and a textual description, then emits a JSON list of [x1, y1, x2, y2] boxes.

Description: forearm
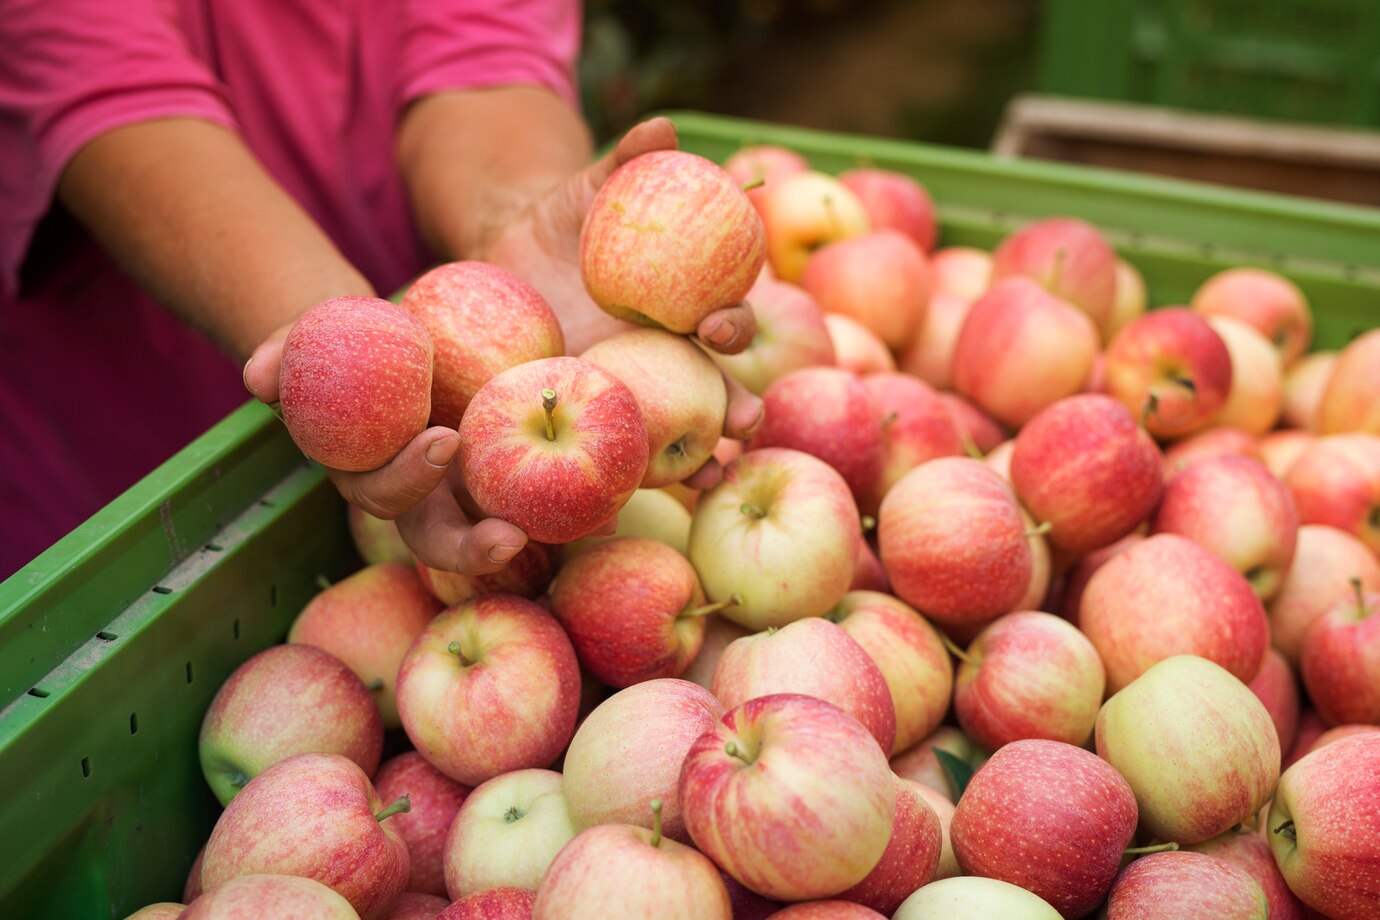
[[58, 117, 373, 359]]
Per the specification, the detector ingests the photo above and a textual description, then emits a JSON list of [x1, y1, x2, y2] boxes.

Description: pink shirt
[[0, 0, 580, 577]]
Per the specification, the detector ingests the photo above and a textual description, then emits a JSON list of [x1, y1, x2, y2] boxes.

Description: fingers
[[721, 369, 765, 442], [683, 456, 724, 492], [398, 483, 530, 575], [327, 427, 458, 520], [243, 324, 291, 403], [697, 300, 757, 355], [581, 117, 679, 199]]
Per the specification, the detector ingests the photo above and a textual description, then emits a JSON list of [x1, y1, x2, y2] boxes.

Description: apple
[[851, 531, 889, 592], [562, 487, 692, 559], [766, 903, 885, 919], [983, 439, 1013, 478], [1080, 533, 1270, 691], [891, 726, 986, 802], [826, 313, 897, 376], [892, 877, 1062, 919], [418, 543, 554, 607], [122, 904, 183, 919], [1191, 267, 1312, 367], [562, 678, 723, 842], [1161, 426, 1261, 479], [1104, 852, 1269, 920], [1056, 533, 1141, 627], [721, 871, 780, 919], [1268, 524, 1380, 664], [688, 448, 859, 630], [907, 781, 960, 880], [1010, 394, 1162, 555], [863, 373, 964, 513], [437, 888, 535, 920], [678, 694, 896, 901], [1096, 656, 1280, 844], [1188, 830, 1309, 920], [1206, 316, 1284, 435], [1109, 258, 1147, 337], [1300, 580, 1380, 725], [952, 278, 1099, 428], [952, 739, 1138, 918], [458, 356, 648, 544], [201, 753, 410, 919], [801, 230, 930, 350], [1317, 328, 1380, 435], [184, 844, 206, 903], [1285, 709, 1328, 768], [1104, 307, 1233, 439], [179, 875, 358, 919], [708, 276, 835, 395], [837, 776, 942, 914], [928, 246, 992, 302], [680, 614, 751, 691], [990, 217, 1118, 336], [724, 145, 809, 210], [1307, 723, 1380, 756], [1283, 350, 1338, 431], [396, 594, 580, 785], [1247, 648, 1301, 763], [898, 292, 973, 390], [756, 171, 870, 282], [348, 506, 412, 566], [1258, 430, 1314, 481], [199, 644, 382, 806], [401, 262, 564, 428], [442, 768, 575, 897], [839, 168, 937, 253], [940, 393, 1007, 454], [372, 752, 469, 897], [1283, 434, 1380, 556], [386, 893, 449, 920], [288, 564, 442, 729], [280, 296, 433, 471]]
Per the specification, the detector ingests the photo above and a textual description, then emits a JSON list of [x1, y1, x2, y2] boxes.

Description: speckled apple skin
[[1301, 589, 1380, 726], [1269, 525, 1380, 666], [709, 276, 835, 396], [840, 168, 937, 253], [1283, 433, 1380, 557], [1247, 648, 1301, 760], [458, 357, 648, 545], [1318, 329, 1380, 435], [1191, 266, 1312, 367], [400, 262, 563, 430], [200, 754, 410, 920], [1188, 831, 1308, 920], [838, 776, 942, 915], [907, 781, 960, 881], [1104, 308, 1233, 440], [827, 314, 896, 377], [180, 874, 359, 919], [417, 542, 554, 607], [863, 373, 964, 514], [1104, 852, 1268, 920], [990, 217, 1118, 335], [801, 230, 931, 350], [580, 150, 765, 332], [280, 296, 434, 471], [372, 753, 470, 897], [384, 892, 449, 920], [770, 901, 886, 919], [438, 887, 536, 920]]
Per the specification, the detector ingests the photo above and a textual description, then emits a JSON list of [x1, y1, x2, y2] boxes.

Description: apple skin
[[1285, 709, 1328, 769], [288, 564, 442, 729], [839, 168, 937, 253], [1104, 851, 1269, 920], [892, 876, 1062, 920], [401, 262, 564, 428], [1261, 430, 1313, 480], [1187, 830, 1309, 920], [458, 356, 649, 544], [836, 776, 942, 915], [200, 753, 410, 920], [442, 768, 576, 898], [1151, 454, 1300, 601], [1104, 307, 1233, 440], [709, 276, 836, 395], [1317, 329, 1380, 435], [581, 150, 764, 332], [347, 506, 413, 566], [1300, 586, 1380, 725], [952, 278, 1100, 429], [952, 739, 1137, 918], [1162, 426, 1262, 480], [1306, 723, 1380, 756], [990, 217, 1118, 336], [280, 296, 433, 472], [891, 726, 987, 803], [851, 534, 890, 592], [562, 678, 723, 843], [878, 457, 1034, 627], [1080, 533, 1270, 692], [385, 893, 449, 920], [1056, 533, 1142, 628], [437, 888, 535, 920], [561, 487, 691, 558], [123, 904, 183, 919], [1206, 316, 1285, 436], [863, 373, 964, 514], [581, 329, 726, 488], [827, 591, 952, 754], [1010, 394, 1163, 555], [721, 871, 781, 920], [928, 246, 992, 302], [372, 752, 469, 897], [1268, 524, 1380, 665], [1283, 433, 1380, 556], [749, 366, 885, 503], [198, 644, 383, 806], [724, 145, 809, 212], [1109, 258, 1147, 337], [756, 171, 870, 282], [183, 844, 206, 903], [899, 292, 973, 390], [953, 612, 1106, 751], [680, 614, 751, 691], [688, 448, 860, 630], [940, 393, 1008, 454], [1247, 648, 1301, 763], [826, 313, 897, 376], [417, 543, 554, 608], [767, 902, 885, 919], [801, 230, 931, 350], [395, 594, 581, 786], [1191, 267, 1312, 367], [678, 694, 896, 902], [907, 781, 960, 880], [1283, 350, 1338, 431], [1096, 656, 1280, 845], [179, 875, 358, 920]]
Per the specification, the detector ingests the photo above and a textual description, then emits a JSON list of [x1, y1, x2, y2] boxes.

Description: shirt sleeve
[[396, 0, 581, 110], [0, 0, 237, 295]]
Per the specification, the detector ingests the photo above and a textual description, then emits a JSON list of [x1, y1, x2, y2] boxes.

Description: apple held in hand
[[1300, 580, 1380, 726], [1283, 433, 1380, 557], [179, 875, 359, 920], [757, 171, 870, 282], [1104, 307, 1233, 439], [990, 216, 1118, 336], [839, 168, 937, 253], [893, 877, 1062, 920], [801, 230, 931, 350], [708, 276, 836, 395], [372, 752, 470, 897], [1103, 852, 1269, 920], [418, 542, 554, 607], [459, 356, 648, 544], [1191, 266, 1312, 367], [443, 768, 576, 898]]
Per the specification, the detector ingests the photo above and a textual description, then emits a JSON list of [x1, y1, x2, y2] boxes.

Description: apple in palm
[[800, 230, 931, 350], [442, 768, 576, 897], [756, 171, 870, 282], [1103, 852, 1268, 920], [1191, 266, 1312, 367], [839, 168, 937, 253], [1283, 433, 1380, 556], [372, 752, 470, 897], [179, 875, 359, 920], [1104, 307, 1233, 440], [990, 216, 1118, 336], [708, 276, 835, 395], [1317, 329, 1380, 435], [826, 313, 897, 376]]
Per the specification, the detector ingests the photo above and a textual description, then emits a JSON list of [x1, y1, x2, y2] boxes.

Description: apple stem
[[1025, 521, 1052, 539], [542, 389, 558, 442], [375, 795, 411, 823], [448, 641, 475, 668], [724, 741, 754, 766], [939, 631, 974, 665], [741, 177, 765, 192], [1123, 842, 1179, 856], [366, 678, 384, 692], [740, 503, 767, 520], [960, 432, 983, 460], [649, 798, 665, 847], [1142, 389, 1160, 426], [1273, 820, 1297, 841], [861, 515, 876, 533], [315, 574, 332, 591], [1172, 375, 1197, 395], [1353, 576, 1368, 618], [881, 411, 899, 429], [1048, 247, 1068, 292], [681, 594, 742, 619]]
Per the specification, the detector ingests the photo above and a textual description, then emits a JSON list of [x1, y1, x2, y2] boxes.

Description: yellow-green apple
[[199, 644, 382, 806], [801, 230, 930, 350], [395, 595, 580, 785], [680, 614, 751, 691], [1104, 307, 1233, 439], [878, 458, 1035, 627], [1268, 525, 1380, 664], [708, 276, 835, 395], [863, 373, 964, 514], [580, 150, 764, 332], [438, 888, 535, 920], [1161, 426, 1261, 480], [907, 781, 960, 880], [288, 564, 441, 729], [280, 296, 433, 472], [1010, 394, 1163, 555], [1057, 533, 1142, 627], [1260, 430, 1312, 480], [417, 543, 554, 607], [825, 313, 897, 376], [939, 393, 1007, 454], [768, 902, 884, 919], [756, 171, 870, 282], [678, 694, 896, 901], [1283, 433, 1380, 555], [723, 145, 809, 212], [1104, 851, 1269, 920], [122, 903, 183, 919], [1206, 316, 1284, 435], [562, 487, 691, 558], [899, 292, 973, 390], [1300, 581, 1380, 725], [1283, 350, 1337, 431], [580, 329, 725, 488], [1080, 533, 1269, 691], [688, 448, 859, 629], [892, 876, 1062, 919], [347, 506, 412, 566], [387, 893, 448, 920], [835, 775, 941, 914], [1318, 328, 1380, 435], [562, 678, 722, 842], [827, 591, 952, 753], [180, 875, 358, 920], [372, 753, 469, 897], [1151, 454, 1299, 600], [1109, 258, 1147, 337], [201, 753, 410, 919], [952, 278, 1099, 428], [1191, 267, 1312, 367], [952, 612, 1105, 750], [1187, 830, 1308, 920], [1247, 648, 1301, 763], [532, 804, 731, 920], [458, 357, 648, 544], [951, 739, 1138, 918], [442, 768, 575, 897], [839, 168, 937, 253], [891, 726, 987, 802], [990, 217, 1118, 336], [711, 617, 896, 752], [401, 262, 564, 428], [1096, 656, 1280, 844], [930, 246, 993, 301]]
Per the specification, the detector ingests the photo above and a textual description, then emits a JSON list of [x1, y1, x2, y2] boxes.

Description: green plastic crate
[[1, 111, 1377, 918], [1040, 0, 1380, 129]]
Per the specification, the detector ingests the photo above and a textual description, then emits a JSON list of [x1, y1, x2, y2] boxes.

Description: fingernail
[[743, 406, 766, 439], [488, 544, 521, 564], [241, 355, 256, 391], [425, 435, 458, 468], [706, 321, 736, 347]]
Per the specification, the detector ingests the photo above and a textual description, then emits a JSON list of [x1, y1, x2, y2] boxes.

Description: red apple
[[1307, 723, 1380, 755], [768, 903, 885, 919], [757, 171, 870, 282], [386, 893, 449, 920], [1283, 350, 1337, 431], [1104, 307, 1233, 439], [907, 781, 960, 880], [1300, 581, 1380, 725], [1162, 426, 1262, 479], [801, 230, 930, 350], [1188, 831, 1308, 920], [837, 775, 942, 915], [443, 768, 576, 898], [863, 373, 964, 513], [928, 246, 992, 302], [1109, 258, 1147, 337], [891, 726, 987, 803], [373, 753, 469, 897], [1056, 533, 1142, 627], [1104, 852, 1268, 920], [184, 844, 207, 903], [826, 313, 897, 376], [1285, 709, 1328, 769], [437, 888, 535, 920], [417, 543, 554, 607], [990, 217, 1118, 336], [1317, 329, 1380, 435], [1191, 267, 1312, 367], [1207, 316, 1284, 435], [1259, 430, 1314, 481], [898, 292, 973, 390], [348, 506, 413, 566], [851, 531, 890, 592], [180, 875, 358, 919], [1247, 648, 1301, 762], [709, 276, 835, 395], [1283, 433, 1380, 556], [724, 145, 809, 211], [839, 168, 937, 253], [940, 393, 1007, 454], [1268, 524, 1380, 664], [680, 614, 751, 691]]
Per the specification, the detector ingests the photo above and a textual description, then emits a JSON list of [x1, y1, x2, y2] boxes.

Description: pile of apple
[[133, 143, 1380, 920]]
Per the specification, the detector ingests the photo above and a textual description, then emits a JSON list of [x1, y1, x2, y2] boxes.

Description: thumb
[[578, 117, 679, 204]]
